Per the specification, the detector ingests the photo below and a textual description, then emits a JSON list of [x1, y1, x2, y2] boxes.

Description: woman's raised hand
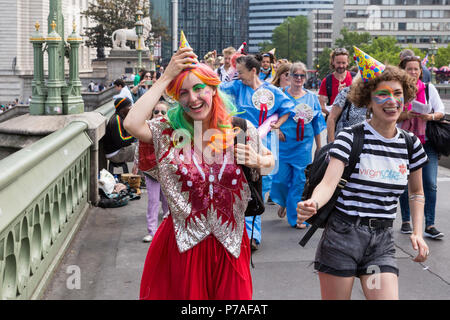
[[163, 47, 198, 80]]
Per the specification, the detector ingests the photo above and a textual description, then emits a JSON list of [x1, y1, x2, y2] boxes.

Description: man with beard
[[318, 48, 355, 116]]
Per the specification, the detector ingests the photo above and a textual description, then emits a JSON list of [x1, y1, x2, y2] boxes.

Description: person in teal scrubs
[[270, 62, 326, 228], [220, 55, 295, 249]]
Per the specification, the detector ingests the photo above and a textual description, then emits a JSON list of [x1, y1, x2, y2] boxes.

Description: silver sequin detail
[[147, 119, 258, 258]]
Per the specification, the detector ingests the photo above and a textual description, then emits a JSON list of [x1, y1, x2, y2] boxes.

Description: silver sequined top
[[146, 118, 263, 258]]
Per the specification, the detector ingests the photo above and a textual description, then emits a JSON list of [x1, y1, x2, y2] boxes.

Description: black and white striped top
[[329, 121, 428, 219]]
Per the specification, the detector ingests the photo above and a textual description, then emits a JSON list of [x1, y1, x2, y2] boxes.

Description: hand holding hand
[[410, 234, 429, 263], [297, 199, 318, 225], [277, 129, 286, 142], [270, 122, 280, 130], [234, 143, 259, 168]]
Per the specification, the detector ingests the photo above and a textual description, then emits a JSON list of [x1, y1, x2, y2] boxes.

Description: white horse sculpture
[[111, 17, 152, 50]]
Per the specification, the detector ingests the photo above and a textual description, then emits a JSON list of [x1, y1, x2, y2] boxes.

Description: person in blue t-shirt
[[220, 54, 295, 250], [258, 53, 275, 82], [270, 62, 326, 228]]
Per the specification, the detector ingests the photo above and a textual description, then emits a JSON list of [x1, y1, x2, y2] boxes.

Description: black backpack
[[232, 117, 265, 268], [299, 123, 415, 247], [232, 117, 265, 217]]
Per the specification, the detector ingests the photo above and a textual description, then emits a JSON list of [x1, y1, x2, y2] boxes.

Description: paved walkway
[[43, 165, 450, 300]]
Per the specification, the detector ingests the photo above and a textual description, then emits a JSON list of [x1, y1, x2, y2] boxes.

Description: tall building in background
[[333, 0, 450, 51], [248, 0, 333, 54], [307, 9, 334, 69], [150, 0, 249, 66]]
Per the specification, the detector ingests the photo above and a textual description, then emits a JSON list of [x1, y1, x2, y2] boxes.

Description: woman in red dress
[[124, 46, 275, 300]]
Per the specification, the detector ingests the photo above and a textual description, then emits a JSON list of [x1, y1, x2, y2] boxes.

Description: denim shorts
[[314, 210, 399, 278]]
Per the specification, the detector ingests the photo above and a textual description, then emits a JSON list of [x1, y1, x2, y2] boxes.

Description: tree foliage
[[317, 47, 332, 79], [435, 44, 450, 68], [359, 36, 403, 66], [82, 0, 167, 55], [334, 27, 371, 55], [258, 15, 309, 62]]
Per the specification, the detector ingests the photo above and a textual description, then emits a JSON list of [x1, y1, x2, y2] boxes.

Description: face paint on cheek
[[373, 86, 404, 108], [395, 96, 404, 108], [372, 96, 392, 105], [200, 89, 214, 107]]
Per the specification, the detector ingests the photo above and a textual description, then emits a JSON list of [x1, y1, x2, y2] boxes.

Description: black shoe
[[424, 227, 444, 239], [401, 222, 413, 234]]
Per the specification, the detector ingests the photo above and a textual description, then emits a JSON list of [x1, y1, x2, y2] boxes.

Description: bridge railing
[[0, 121, 92, 299]]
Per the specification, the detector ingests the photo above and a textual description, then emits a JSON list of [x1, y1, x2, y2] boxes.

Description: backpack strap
[[344, 99, 352, 121], [342, 123, 365, 182], [425, 83, 430, 104], [232, 117, 248, 140], [326, 74, 333, 104], [399, 128, 414, 163]]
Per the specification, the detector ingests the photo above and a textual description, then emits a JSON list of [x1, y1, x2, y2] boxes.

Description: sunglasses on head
[[290, 73, 306, 79], [334, 48, 348, 54], [153, 109, 166, 115], [402, 55, 421, 61]]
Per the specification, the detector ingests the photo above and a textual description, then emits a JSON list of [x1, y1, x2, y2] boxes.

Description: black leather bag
[[426, 119, 450, 157], [232, 117, 265, 217]]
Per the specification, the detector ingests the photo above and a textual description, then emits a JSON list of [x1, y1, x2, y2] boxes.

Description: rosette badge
[[353, 47, 385, 82]]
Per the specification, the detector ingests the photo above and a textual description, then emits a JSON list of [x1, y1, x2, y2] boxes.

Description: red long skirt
[[139, 215, 253, 300]]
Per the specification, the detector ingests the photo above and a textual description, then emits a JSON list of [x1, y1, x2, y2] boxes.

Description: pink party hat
[[353, 47, 385, 82]]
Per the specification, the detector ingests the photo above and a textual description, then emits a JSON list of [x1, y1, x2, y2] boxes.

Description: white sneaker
[[142, 234, 153, 243]]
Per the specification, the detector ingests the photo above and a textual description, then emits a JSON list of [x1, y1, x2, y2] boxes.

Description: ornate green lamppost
[[29, 22, 46, 115], [64, 21, 84, 114], [48, 0, 65, 82], [29, 0, 84, 116], [45, 21, 64, 114], [135, 7, 144, 72]]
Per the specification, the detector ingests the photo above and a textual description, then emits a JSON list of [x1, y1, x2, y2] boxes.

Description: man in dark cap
[[102, 97, 136, 166]]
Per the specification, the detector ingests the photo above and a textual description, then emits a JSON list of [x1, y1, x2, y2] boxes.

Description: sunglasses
[[153, 109, 166, 115], [402, 55, 421, 61], [334, 48, 348, 54], [290, 73, 306, 79]]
